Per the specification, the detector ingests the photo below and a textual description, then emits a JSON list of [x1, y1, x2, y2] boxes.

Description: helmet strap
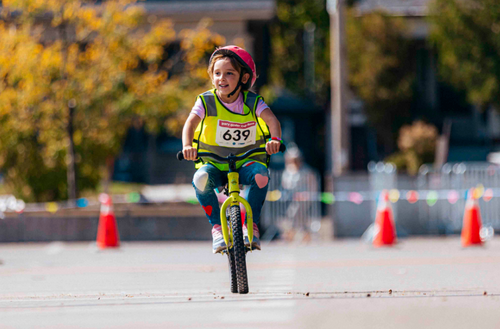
[[227, 75, 243, 98]]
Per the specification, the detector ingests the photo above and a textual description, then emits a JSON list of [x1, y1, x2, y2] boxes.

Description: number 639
[[223, 129, 250, 141]]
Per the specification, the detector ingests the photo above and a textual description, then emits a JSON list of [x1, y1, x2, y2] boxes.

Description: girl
[[182, 45, 282, 253]]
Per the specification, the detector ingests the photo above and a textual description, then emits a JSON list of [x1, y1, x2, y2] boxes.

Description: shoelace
[[212, 226, 223, 239], [243, 224, 260, 238]]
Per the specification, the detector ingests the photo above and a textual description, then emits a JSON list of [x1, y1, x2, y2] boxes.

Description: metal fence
[[261, 168, 322, 241], [365, 161, 500, 236], [415, 162, 500, 234]]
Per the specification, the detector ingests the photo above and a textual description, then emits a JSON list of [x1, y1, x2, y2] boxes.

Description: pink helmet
[[209, 45, 257, 89]]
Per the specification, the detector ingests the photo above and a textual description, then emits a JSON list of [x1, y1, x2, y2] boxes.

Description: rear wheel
[[227, 249, 238, 293], [230, 205, 248, 294]]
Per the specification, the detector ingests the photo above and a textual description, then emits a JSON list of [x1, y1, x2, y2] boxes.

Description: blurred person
[[182, 46, 282, 253], [281, 143, 319, 242]]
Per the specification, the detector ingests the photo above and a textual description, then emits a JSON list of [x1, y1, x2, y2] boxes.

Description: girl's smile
[[212, 58, 248, 103]]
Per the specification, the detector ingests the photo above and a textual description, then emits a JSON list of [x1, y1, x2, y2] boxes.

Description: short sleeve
[[190, 97, 205, 119], [255, 99, 270, 117]]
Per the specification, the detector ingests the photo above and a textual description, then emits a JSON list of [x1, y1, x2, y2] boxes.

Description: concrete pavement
[[1, 237, 500, 328]]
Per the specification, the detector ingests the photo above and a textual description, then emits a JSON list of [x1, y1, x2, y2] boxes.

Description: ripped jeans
[[192, 162, 269, 226]]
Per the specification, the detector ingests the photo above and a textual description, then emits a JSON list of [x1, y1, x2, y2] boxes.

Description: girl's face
[[212, 57, 249, 98]]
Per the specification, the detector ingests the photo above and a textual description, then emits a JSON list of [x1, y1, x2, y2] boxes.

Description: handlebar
[[177, 143, 286, 162]]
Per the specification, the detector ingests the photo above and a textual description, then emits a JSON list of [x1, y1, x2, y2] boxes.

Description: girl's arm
[[260, 108, 282, 155], [182, 113, 202, 161]]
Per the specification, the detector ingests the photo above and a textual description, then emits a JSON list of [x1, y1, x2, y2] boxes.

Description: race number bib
[[215, 120, 257, 148]]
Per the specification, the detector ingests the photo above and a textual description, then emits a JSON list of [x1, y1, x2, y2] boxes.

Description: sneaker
[[212, 224, 227, 254], [243, 223, 261, 250]]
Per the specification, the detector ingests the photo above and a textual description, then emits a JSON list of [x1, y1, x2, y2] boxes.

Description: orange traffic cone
[[373, 190, 397, 247], [96, 193, 120, 249], [461, 189, 483, 247]]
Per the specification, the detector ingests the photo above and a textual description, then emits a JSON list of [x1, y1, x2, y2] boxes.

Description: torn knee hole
[[193, 171, 209, 191]]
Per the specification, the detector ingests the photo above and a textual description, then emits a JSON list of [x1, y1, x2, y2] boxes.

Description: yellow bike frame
[[220, 172, 254, 252]]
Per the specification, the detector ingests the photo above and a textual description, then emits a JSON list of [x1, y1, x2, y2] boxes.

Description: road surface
[[1, 238, 500, 328]]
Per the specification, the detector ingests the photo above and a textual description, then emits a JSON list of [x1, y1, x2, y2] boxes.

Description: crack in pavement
[[1, 289, 497, 310]]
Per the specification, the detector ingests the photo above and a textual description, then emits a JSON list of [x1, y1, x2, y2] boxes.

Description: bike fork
[[220, 172, 254, 252]]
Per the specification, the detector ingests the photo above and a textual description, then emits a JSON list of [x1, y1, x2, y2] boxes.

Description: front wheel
[[227, 249, 238, 293], [230, 205, 248, 294]]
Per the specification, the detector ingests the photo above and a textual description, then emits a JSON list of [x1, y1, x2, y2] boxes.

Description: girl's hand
[[266, 140, 281, 155], [183, 146, 198, 161]]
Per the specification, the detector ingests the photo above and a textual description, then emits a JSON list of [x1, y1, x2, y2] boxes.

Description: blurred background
[[1, 0, 499, 243]]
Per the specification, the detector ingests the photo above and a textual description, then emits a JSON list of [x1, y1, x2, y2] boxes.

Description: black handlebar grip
[[279, 143, 286, 153]]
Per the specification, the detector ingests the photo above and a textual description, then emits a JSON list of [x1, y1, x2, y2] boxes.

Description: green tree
[[0, 0, 223, 201], [428, 0, 500, 110], [263, 0, 330, 104], [346, 10, 414, 151]]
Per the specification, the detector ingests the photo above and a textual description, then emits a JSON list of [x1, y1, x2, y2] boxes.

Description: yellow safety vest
[[193, 89, 271, 171]]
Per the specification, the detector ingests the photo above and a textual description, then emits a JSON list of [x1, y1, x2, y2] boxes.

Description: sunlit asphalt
[[1, 238, 500, 328]]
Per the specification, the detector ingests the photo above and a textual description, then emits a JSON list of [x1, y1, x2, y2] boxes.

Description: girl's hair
[[208, 52, 251, 91]]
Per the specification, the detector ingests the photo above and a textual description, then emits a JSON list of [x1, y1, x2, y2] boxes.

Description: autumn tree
[[0, 0, 223, 201], [428, 0, 500, 111], [385, 120, 438, 175], [346, 10, 415, 152]]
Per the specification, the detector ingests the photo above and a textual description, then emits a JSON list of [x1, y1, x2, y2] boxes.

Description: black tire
[[227, 249, 238, 293], [230, 205, 249, 294]]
